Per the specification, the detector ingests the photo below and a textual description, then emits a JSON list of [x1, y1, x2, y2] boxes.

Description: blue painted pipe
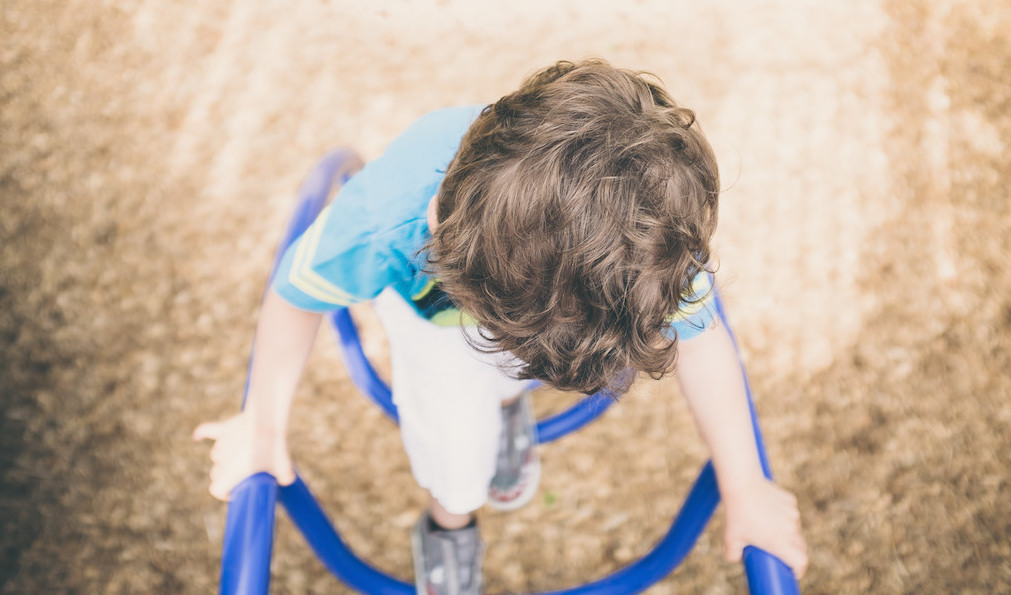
[[219, 473, 278, 595]]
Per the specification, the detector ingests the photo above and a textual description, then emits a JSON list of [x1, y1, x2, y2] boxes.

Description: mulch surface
[[2, 1, 1009, 593]]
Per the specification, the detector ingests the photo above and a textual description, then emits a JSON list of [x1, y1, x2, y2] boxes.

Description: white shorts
[[372, 289, 529, 514]]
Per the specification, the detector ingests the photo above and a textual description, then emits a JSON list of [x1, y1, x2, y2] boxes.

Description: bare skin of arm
[[192, 288, 322, 500], [675, 319, 809, 578]]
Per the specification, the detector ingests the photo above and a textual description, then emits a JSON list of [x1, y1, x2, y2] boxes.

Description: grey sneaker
[[487, 390, 540, 511], [412, 514, 484, 595]]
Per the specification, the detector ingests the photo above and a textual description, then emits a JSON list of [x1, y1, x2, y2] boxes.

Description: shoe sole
[[486, 453, 541, 512], [487, 392, 541, 512]]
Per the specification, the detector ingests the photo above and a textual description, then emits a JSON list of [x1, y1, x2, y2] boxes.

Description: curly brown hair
[[427, 60, 720, 396]]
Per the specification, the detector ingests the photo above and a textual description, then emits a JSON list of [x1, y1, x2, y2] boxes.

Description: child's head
[[429, 59, 720, 395]]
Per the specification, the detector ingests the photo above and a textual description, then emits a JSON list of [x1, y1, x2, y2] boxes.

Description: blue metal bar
[[272, 465, 719, 595], [536, 392, 614, 444], [279, 476, 415, 594], [219, 473, 278, 595], [539, 461, 721, 595], [329, 308, 397, 421]]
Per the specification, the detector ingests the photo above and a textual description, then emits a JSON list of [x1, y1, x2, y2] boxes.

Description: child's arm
[[192, 288, 322, 500], [675, 319, 809, 578]]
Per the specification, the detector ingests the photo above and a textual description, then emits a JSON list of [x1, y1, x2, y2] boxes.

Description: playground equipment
[[217, 150, 801, 595]]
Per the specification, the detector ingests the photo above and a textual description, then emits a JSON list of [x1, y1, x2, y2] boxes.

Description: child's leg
[[429, 497, 472, 529], [372, 288, 528, 518]]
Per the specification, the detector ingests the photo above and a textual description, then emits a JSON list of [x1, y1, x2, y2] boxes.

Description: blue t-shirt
[[273, 105, 716, 340]]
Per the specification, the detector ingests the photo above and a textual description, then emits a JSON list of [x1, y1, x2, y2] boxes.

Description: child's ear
[[427, 194, 440, 230]]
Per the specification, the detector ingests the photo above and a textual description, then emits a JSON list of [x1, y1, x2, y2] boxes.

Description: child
[[194, 59, 807, 594]]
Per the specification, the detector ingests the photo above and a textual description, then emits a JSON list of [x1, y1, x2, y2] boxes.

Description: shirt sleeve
[[664, 271, 717, 341], [270, 201, 414, 312], [270, 106, 484, 312]]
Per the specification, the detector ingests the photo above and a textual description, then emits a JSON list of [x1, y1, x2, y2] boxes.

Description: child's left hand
[[721, 475, 808, 578]]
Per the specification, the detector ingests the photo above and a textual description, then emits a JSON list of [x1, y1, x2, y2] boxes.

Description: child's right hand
[[721, 474, 808, 579], [192, 412, 295, 501]]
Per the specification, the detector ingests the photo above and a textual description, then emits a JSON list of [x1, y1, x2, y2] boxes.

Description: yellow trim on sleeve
[[288, 212, 357, 306], [665, 273, 714, 323], [412, 279, 437, 301], [428, 308, 479, 327]]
